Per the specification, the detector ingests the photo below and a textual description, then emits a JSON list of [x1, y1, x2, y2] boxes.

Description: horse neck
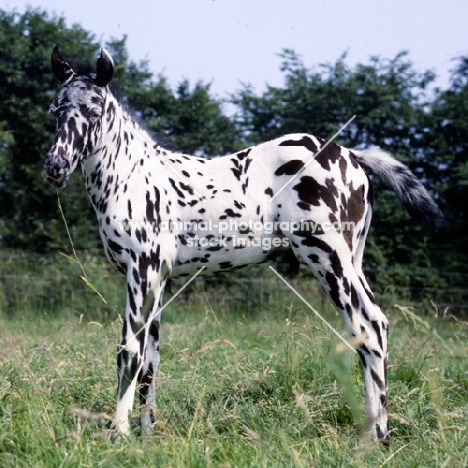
[[81, 91, 160, 203]]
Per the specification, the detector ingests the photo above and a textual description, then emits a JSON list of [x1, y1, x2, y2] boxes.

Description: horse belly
[[171, 230, 287, 277]]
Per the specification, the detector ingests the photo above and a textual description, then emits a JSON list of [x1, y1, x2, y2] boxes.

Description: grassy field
[[0, 255, 467, 467]]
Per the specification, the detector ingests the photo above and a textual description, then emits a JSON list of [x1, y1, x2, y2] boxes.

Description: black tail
[[353, 148, 446, 233]]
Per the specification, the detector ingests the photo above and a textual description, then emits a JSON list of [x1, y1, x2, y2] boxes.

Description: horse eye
[[86, 108, 101, 120]]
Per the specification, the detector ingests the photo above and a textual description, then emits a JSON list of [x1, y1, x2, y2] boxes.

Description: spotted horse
[[44, 46, 445, 441]]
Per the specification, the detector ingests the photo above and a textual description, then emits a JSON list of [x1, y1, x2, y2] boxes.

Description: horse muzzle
[[43, 152, 71, 188]]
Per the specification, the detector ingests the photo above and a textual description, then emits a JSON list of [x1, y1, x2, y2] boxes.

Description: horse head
[[44, 46, 114, 188]]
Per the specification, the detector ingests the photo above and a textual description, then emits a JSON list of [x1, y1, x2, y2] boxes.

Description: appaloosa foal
[[44, 46, 445, 440]]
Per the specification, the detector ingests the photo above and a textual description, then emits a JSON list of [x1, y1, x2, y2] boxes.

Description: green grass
[[0, 256, 467, 467]]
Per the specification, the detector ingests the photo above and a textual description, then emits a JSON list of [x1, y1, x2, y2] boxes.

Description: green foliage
[[424, 58, 468, 274], [233, 49, 435, 146]]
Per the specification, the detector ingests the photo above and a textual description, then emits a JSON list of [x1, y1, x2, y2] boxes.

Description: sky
[[5, 0, 468, 98]]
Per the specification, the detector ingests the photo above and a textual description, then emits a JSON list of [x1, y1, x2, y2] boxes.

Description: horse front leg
[[112, 259, 165, 435], [138, 292, 165, 434]]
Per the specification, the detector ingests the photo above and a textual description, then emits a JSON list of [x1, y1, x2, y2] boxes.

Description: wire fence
[[1, 251, 467, 318]]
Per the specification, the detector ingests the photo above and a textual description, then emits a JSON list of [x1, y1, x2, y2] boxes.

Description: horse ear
[[51, 46, 74, 83], [95, 48, 114, 87]]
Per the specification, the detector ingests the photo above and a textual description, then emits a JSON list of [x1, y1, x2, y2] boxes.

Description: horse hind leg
[[292, 237, 390, 440]]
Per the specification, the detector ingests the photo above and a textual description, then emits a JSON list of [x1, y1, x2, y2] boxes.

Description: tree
[[423, 57, 468, 275]]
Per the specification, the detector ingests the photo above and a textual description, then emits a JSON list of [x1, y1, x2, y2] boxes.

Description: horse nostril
[[44, 154, 57, 172], [45, 151, 64, 166]]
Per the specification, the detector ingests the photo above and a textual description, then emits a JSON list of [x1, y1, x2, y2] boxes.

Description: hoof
[[369, 422, 390, 444], [111, 419, 131, 438]]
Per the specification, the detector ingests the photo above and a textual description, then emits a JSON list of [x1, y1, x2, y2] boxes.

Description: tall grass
[[0, 254, 467, 467]]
